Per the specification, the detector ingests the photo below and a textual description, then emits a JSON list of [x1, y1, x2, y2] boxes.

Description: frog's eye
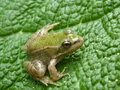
[[62, 40, 72, 48]]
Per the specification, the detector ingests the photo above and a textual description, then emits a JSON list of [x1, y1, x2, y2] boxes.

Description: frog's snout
[[73, 37, 84, 46], [79, 37, 84, 46]]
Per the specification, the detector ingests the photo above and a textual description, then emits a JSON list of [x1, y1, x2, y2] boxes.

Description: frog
[[24, 23, 84, 86]]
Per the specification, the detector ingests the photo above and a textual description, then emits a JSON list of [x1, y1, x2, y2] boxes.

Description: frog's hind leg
[[32, 23, 59, 38], [24, 60, 58, 86], [36, 23, 59, 36]]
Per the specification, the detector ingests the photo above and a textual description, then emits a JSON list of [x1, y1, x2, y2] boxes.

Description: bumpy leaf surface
[[0, 0, 120, 90]]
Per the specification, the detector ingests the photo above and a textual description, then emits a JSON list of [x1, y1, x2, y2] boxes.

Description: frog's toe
[[61, 67, 67, 74], [60, 67, 70, 77], [40, 76, 58, 86], [60, 73, 70, 77], [52, 22, 60, 26], [49, 81, 59, 86], [40, 80, 48, 86]]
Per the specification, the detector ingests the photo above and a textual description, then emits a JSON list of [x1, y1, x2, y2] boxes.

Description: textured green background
[[0, 0, 120, 90]]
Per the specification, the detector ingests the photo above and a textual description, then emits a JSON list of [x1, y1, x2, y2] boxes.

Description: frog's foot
[[59, 67, 70, 77], [39, 76, 58, 86], [51, 67, 70, 81], [48, 59, 70, 81]]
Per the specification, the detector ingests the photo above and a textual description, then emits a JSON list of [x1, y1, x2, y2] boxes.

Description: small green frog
[[24, 23, 84, 86]]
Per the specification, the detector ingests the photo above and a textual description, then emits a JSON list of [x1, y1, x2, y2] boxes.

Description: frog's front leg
[[24, 60, 57, 86], [48, 59, 67, 81]]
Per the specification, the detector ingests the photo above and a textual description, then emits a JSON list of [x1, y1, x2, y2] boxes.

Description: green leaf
[[0, 0, 120, 90]]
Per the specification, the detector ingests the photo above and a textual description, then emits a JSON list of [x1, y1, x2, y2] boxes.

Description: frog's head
[[59, 30, 84, 54]]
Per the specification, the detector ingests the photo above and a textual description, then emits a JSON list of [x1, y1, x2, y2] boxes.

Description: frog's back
[[27, 32, 67, 52]]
